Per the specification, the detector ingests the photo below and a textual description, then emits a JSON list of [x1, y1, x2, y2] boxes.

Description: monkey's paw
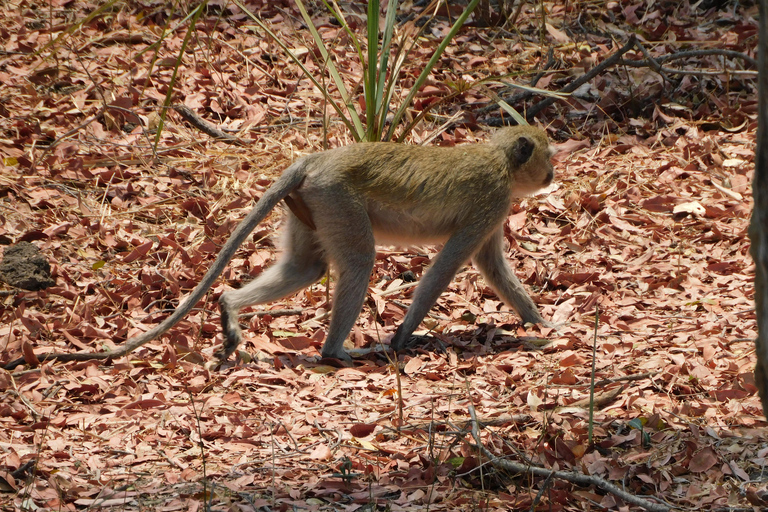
[[390, 333, 434, 353], [214, 343, 238, 363], [320, 349, 353, 362]]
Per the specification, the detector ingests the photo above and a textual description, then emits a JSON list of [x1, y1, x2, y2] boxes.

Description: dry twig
[[172, 104, 247, 145], [466, 404, 671, 512]]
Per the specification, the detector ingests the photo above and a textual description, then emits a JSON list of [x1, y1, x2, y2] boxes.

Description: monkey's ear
[[512, 136, 536, 166]]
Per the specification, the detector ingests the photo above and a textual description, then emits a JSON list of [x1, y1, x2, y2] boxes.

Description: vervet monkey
[[5, 125, 555, 369], [217, 125, 556, 361]]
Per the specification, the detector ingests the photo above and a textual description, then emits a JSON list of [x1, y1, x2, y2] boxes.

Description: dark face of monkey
[[492, 126, 556, 196]]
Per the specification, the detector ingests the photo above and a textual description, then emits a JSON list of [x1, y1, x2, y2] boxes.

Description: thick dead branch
[[620, 47, 757, 77], [551, 371, 657, 389], [633, 48, 756, 68], [4, 342, 136, 370], [404, 414, 532, 433], [467, 405, 671, 512], [749, 0, 768, 416], [487, 37, 755, 123], [241, 308, 305, 320], [525, 35, 637, 120]]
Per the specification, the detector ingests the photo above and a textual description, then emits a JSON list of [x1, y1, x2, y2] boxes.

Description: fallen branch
[[559, 385, 622, 410], [486, 36, 755, 122], [619, 61, 757, 77], [241, 308, 305, 320], [550, 371, 657, 389], [525, 35, 638, 121], [467, 405, 671, 512], [3, 339, 143, 370], [172, 104, 246, 145], [391, 414, 533, 436], [635, 48, 756, 68]]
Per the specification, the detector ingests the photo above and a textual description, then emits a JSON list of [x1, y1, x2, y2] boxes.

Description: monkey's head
[[492, 126, 556, 196]]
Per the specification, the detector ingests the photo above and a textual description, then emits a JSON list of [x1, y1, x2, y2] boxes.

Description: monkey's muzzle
[[543, 168, 554, 186]]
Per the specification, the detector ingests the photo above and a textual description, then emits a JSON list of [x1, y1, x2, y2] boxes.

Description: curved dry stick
[[467, 405, 671, 512], [525, 35, 638, 121]]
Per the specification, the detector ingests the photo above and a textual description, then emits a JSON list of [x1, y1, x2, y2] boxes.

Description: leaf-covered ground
[[0, 1, 764, 510]]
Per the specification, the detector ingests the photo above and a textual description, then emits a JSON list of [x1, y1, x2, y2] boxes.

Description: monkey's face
[[533, 154, 555, 192], [542, 145, 556, 186], [510, 136, 556, 196], [491, 126, 556, 196]]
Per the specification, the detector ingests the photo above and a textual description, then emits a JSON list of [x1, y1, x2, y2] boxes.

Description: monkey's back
[[301, 142, 514, 242], [345, 143, 510, 204]]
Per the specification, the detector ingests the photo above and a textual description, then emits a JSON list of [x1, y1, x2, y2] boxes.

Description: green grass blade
[[386, 0, 481, 140], [378, 37, 409, 140], [375, 0, 399, 114], [368, 0, 400, 140], [233, 0, 360, 139], [494, 98, 526, 125], [153, 1, 208, 152], [482, 88, 527, 126], [35, 0, 120, 57], [378, 8, 437, 139], [495, 81, 571, 98], [294, 0, 365, 138], [366, 0, 380, 141], [321, 0, 364, 67]]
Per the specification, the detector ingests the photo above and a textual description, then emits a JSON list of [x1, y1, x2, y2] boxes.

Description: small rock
[[0, 241, 55, 291]]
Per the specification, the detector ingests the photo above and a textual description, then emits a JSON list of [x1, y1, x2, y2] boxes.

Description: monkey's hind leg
[[216, 216, 327, 361], [316, 204, 376, 361], [472, 228, 547, 325]]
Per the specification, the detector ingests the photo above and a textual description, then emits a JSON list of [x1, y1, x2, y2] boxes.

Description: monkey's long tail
[[3, 162, 309, 370]]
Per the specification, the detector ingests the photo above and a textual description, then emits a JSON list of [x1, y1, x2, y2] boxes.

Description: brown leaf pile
[[0, 1, 763, 510]]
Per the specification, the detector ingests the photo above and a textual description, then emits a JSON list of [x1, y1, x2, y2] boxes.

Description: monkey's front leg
[[472, 228, 548, 326], [391, 230, 486, 352]]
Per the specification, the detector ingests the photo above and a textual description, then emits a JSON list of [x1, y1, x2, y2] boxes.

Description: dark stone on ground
[[0, 241, 55, 290]]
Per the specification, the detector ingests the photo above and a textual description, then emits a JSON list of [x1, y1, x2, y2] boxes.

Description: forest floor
[[0, 0, 764, 510]]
